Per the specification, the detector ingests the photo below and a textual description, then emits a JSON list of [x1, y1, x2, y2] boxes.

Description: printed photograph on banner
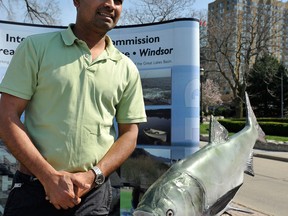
[[140, 68, 171, 106], [120, 147, 171, 215], [137, 109, 171, 146], [0, 139, 17, 212]]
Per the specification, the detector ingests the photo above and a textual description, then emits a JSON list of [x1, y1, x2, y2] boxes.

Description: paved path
[[200, 140, 288, 216], [223, 202, 270, 215]]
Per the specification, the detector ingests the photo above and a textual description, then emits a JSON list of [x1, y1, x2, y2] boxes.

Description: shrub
[[218, 119, 288, 136]]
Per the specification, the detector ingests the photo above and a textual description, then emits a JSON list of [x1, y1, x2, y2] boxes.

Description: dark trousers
[[4, 171, 112, 216]]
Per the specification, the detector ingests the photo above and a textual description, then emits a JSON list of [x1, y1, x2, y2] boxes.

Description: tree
[[119, 0, 196, 25], [202, 2, 286, 117], [202, 79, 222, 115], [0, 0, 60, 25], [278, 64, 288, 118], [247, 54, 288, 117]]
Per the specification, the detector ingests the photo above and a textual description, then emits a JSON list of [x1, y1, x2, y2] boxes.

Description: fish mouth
[[133, 210, 154, 216]]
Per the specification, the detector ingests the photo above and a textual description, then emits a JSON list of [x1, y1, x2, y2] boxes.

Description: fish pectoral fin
[[244, 151, 255, 177], [203, 184, 242, 216]]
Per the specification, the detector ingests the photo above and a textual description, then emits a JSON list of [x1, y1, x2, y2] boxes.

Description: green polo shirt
[[0, 25, 147, 172]]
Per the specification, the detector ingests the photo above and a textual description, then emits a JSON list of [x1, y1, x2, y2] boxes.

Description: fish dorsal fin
[[245, 92, 266, 143], [244, 151, 255, 176], [208, 116, 229, 144]]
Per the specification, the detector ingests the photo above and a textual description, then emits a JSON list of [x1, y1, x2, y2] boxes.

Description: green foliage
[[259, 122, 288, 137], [256, 118, 288, 123], [217, 119, 244, 133], [217, 119, 288, 137], [247, 54, 288, 117]]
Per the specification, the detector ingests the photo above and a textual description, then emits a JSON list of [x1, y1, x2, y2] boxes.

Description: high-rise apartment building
[[207, 0, 288, 68], [203, 0, 288, 103]]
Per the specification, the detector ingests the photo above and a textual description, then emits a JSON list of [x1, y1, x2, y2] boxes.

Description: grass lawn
[[120, 188, 133, 210], [265, 135, 288, 142]]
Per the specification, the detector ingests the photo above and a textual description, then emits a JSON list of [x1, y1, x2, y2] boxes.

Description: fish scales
[[133, 93, 265, 216]]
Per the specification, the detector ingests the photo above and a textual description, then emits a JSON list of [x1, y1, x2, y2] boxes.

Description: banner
[[0, 19, 200, 214]]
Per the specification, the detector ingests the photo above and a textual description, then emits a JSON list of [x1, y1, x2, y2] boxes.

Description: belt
[[15, 170, 38, 182]]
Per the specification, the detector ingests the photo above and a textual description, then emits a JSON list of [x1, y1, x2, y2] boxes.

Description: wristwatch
[[91, 166, 105, 187]]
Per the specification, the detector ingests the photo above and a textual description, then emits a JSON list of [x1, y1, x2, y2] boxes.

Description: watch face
[[96, 175, 105, 185], [93, 166, 105, 187]]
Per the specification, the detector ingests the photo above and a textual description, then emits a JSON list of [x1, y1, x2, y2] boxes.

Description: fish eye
[[166, 209, 174, 216]]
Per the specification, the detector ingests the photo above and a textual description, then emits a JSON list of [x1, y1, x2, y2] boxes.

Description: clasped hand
[[43, 171, 93, 210]]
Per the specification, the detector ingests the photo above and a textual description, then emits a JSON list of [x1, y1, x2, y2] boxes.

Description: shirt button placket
[[84, 53, 91, 66]]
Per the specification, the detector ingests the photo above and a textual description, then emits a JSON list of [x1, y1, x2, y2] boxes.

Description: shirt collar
[[104, 36, 122, 62], [61, 24, 122, 62], [61, 24, 78, 46]]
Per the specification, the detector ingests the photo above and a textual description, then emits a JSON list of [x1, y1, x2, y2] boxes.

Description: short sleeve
[[116, 64, 147, 124], [0, 37, 38, 100]]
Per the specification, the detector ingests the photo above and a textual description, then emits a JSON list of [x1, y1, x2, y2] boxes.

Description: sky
[[59, 0, 212, 26], [1, 0, 288, 26]]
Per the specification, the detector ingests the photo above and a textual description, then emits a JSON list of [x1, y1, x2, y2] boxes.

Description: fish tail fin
[[245, 92, 266, 144]]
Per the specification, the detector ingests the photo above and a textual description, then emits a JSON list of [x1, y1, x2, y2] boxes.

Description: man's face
[[74, 0, 123, 32]]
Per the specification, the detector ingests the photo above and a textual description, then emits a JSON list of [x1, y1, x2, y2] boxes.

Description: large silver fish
[[133, 93, 265, 216]]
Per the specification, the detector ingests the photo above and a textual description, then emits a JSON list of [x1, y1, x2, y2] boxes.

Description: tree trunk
[[234, 97, 244, 118]]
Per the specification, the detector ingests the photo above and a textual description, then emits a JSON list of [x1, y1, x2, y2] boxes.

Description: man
[[0, 0, 146, 215]]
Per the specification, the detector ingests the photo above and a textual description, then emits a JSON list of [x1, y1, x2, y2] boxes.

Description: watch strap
[[91, 166, 105, 187]]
